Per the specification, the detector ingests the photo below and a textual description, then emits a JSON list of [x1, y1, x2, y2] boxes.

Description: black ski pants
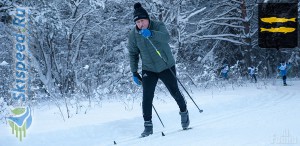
[[142, 66, 187, 121], [282, 75, 287, 84]]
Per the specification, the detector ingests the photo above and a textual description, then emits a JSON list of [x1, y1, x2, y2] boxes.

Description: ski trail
[[196, 85, 296, 127], [116, 81, 299, 146]]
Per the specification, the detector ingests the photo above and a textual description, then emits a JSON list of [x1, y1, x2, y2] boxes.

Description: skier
[[127, 2, 189, 137], [277, 61, 291, 86], [221, 64, 229, 79], [248, 66, 257, 83]]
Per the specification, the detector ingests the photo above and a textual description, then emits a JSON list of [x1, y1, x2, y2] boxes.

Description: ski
[[163, 127, 193, 136], [139, 127, 193, 138], [114, 127, 193, 145]]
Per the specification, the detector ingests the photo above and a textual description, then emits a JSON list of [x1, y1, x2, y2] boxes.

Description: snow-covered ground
[[1, 79, 299, 146]]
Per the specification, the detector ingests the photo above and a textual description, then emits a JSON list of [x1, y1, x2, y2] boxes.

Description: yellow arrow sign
[[261, 17, 296, 24], [260, 27, 295, 34]]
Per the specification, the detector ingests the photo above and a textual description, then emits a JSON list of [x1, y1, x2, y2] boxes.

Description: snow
[[83, 65, 89, 70], [1, 79, 300, 146], [152, 0, 163, 5], [93, 0, 106, 9], [0, 61, 9, 66]]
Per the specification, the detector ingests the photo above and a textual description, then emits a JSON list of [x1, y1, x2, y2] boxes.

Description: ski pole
[[146, 37, 203, 113], [152, 104, 165, 128], [138, 79, 165, 128]]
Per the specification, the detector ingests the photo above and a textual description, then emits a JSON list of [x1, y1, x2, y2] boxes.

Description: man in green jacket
[[127, 2, 189, 137]]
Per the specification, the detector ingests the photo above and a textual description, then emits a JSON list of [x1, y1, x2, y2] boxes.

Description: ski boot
[[141, 121, 153, 137], [179, 110, 190, 130]]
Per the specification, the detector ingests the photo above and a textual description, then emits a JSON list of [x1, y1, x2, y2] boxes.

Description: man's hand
[[140, 29, 151, 38], [132, 72, 142, 85]]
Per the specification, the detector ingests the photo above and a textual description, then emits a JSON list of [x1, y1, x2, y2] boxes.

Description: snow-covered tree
[[0, 0, 299, 114]]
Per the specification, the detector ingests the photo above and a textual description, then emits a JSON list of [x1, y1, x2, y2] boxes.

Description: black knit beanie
[[133, 2, 149, 22]]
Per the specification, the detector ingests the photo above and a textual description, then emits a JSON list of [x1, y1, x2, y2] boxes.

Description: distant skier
[[221, 64, 229, 79], [277, 61, 291, 86], [127, 2, 189, 137], [248, 66, 257, 83]]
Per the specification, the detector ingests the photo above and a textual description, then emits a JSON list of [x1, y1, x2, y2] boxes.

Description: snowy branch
[[0, 6, 13, 11], [210, 22, 245, 29], [230, 0, 243, 4], [199, 17, 247, 25], [217, 7, 238, 18], [71, 16, 116, 44], [189, 34, 247, 45], [180, 7, 206, 22]]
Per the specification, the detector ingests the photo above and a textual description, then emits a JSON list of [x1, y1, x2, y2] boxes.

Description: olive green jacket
[[127, 20, 175, 73]]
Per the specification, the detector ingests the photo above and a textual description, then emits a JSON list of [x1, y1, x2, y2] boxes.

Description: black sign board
[[258, 3, 298, 48]]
